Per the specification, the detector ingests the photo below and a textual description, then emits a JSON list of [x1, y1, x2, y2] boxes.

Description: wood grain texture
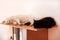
[[27, 28, 48, 40]]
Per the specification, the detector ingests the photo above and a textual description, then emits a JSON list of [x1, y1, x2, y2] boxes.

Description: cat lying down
[[2, 15, 56, 31], [2, 15, 34, 26], [34, 17, 56, 29], [2, 15, 37, 31]]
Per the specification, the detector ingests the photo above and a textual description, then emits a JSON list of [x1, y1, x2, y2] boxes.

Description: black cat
[[33, 17, 56, 28]]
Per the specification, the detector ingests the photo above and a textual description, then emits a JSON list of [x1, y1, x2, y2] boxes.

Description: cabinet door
[[27, 29, 48, 40]]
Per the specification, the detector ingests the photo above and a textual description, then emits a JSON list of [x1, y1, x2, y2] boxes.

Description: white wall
[[0, 0, 60, 23], [0, 0, 60, 40], [0, 24, 10, 40]]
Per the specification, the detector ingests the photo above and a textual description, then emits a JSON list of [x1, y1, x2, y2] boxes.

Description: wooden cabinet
[[10, 27, 48, 40], [27, 29, 48, 40]]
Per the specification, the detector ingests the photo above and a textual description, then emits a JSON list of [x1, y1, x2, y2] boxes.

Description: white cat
[[3, 15, 34, 26]]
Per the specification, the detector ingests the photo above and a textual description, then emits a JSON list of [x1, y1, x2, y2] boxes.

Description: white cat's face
[[2, 17, 21, 25], [2, 18, 10, 24]]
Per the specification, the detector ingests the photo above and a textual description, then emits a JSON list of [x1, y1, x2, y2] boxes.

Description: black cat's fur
[[33, 17, 56, 28]]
